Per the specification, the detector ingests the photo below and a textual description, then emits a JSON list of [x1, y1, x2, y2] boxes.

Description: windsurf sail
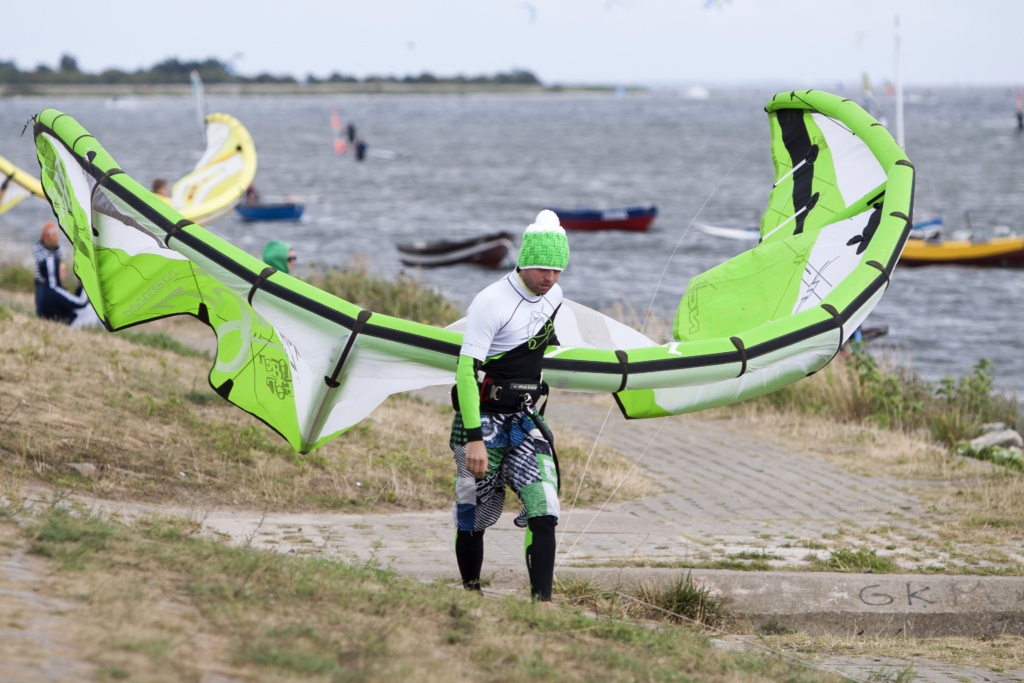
[[31, 89, 913, 452], [0, 154, 46, 215], [190, 70, 208, 145], [330, 106, 347, 156], [861, 73, 887, 128], [169, 112, 258, 224], [894, 15, 905, 149]]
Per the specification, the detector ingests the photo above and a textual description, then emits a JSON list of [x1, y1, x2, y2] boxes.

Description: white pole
[[894, 15, 905, 149]]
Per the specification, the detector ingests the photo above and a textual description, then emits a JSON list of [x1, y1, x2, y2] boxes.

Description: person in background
[[33, 220, 90, 324], [449, 209, 568, 603], [245, 184, 261, 204], [151, 178, 170, 200], [1016, 87, 1023, 136], [262, 240, 296, 274]]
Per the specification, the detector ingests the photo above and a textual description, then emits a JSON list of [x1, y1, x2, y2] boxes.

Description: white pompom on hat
[[517, 209, 570, 271]]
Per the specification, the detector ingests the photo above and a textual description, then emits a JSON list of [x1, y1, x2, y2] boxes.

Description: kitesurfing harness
[[453, 377, 548, 412]]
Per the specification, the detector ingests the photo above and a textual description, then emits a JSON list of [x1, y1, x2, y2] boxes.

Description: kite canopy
[[31, 90, 913, 453], [0, 153, 46, 215], [547, 90, 916, 419]]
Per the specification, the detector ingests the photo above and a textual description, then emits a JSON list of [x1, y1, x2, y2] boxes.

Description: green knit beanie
[[517, 210, 569, 271]]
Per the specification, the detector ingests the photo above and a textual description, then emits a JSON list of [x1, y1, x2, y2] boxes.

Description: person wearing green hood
[[262, 240, 296, 274]]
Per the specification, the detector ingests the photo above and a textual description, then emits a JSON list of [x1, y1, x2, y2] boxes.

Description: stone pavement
[[169, 386, 1023, 683]]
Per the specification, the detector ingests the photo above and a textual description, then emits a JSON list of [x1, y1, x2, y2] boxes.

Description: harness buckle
[[479, 378, 543, 408]]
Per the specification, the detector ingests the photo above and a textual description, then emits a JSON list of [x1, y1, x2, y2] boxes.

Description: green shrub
[[0, 261, 33, 292], [307, 258, 461, 326], [849, 350, 931, 430], [954, 443, 1024, 471], [817, 547, 897, 573], [931, 359, 1018, 448], [634, 572, 725, 628], [756, 352, 1020, 457]]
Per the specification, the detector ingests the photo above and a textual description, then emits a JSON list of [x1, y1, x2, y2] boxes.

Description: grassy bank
[[0, 505, 845, 682], [749, 348, 1020, 453], [9, 254, 1019, 465], [4, 260, 1024, 678], [0, 300, 647, 512]]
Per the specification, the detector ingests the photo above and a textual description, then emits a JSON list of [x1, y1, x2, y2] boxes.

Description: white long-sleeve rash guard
[[455, 270, 562, 441]]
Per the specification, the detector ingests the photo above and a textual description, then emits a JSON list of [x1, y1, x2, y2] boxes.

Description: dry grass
[[596, 300, 675, 344], [557, 573, 727, 631], [760, 632, 1024, 677], [307, 257, 462, 326], [0, 510, 844, 683], [0, 302, 649, 513]]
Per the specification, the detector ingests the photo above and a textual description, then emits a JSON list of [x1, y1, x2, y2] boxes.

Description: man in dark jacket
[[33, 221, 89, 324]]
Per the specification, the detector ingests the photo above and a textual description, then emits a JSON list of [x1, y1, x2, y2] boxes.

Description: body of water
[[2, 86, 1023, 393]]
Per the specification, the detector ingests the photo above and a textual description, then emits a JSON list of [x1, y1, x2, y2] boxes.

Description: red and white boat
[[547, 205, 657, 232]]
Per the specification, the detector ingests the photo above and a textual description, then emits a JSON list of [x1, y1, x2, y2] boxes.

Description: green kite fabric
[[31, 90, 913, 453]]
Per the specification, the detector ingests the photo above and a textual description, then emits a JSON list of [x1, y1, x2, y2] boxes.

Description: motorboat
[[396, 231, 514, 269], [234, 201, 305, 222]]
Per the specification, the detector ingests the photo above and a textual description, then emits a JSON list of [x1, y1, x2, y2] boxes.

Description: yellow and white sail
[[170, 112, 258, 224], [0, 154, 45, 215]]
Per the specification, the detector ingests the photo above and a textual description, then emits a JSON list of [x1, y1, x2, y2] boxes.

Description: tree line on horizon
[[0, 54, 542, 86]]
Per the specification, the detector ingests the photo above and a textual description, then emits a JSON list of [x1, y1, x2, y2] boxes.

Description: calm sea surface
[[2, 87, 1023, 393]]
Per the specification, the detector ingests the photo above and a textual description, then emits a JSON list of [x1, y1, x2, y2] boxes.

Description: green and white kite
[[31, 90, 914, 453]]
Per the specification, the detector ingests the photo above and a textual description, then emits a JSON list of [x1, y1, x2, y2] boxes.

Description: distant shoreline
[[0, 82, 623, 98]]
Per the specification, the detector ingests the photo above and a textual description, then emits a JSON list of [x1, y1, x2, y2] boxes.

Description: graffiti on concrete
[[857, 580, 1017, 608]]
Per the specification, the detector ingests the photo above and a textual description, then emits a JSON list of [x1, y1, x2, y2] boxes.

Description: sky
[[2, 0, 1021, 88]]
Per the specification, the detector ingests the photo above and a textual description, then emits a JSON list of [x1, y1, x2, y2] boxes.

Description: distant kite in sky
[[519, 2, 537, 23], [704, 0, 732, 8]]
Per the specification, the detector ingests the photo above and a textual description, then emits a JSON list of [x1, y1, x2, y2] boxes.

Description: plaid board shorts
[[450, 410, 559, 533]]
